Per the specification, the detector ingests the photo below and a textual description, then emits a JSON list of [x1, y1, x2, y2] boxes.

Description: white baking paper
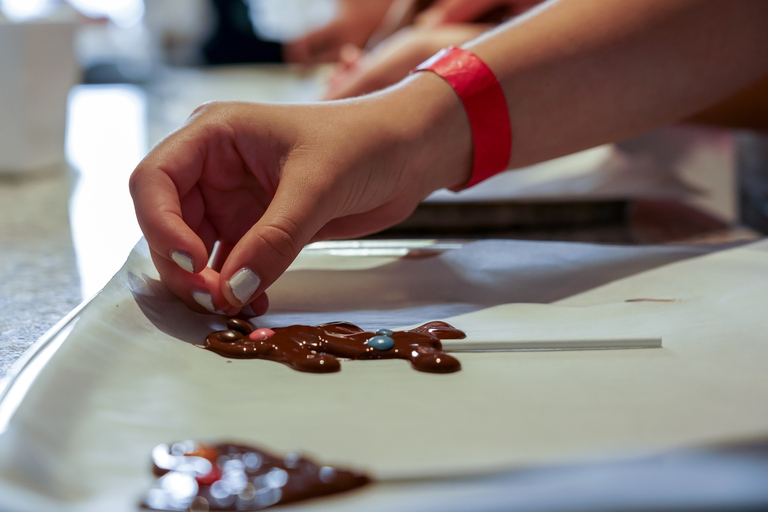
[[426, 145, 698, 203], [1, 238, 767, 512]]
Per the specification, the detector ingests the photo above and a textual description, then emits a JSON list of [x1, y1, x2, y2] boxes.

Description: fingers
[[150, 248, 240, 316], [323, 58, 385, 100], [249, 293, 270, 317], [151, 243, 270, 317], [323, 45, 366, 100], [130, 161, 210, 276], [324, 25, 486, 100], [312, 200, 418, 242], [323, 29, 426, 100], [339, 43, 364, 68], [218, 171, 336, 307], [284, 24, 344, 66]]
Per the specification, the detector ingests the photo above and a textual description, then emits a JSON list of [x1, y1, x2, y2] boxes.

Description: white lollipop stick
[[441, 336, 661, 352]]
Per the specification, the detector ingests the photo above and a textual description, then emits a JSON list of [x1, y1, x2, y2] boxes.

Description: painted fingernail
[[171, 251, 195, 273], [192, 290, 226, 315], [228, 268, 261, 305]]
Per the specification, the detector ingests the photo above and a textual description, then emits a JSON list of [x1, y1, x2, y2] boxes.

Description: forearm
[[327, 0, 768, 198], [465, 0, 768, 167]]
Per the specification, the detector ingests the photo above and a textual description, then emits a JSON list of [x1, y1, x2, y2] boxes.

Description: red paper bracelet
[[413, 46, 511, 189]]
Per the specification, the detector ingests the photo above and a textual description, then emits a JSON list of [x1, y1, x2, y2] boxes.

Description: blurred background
[[0, 0, 303, 82]]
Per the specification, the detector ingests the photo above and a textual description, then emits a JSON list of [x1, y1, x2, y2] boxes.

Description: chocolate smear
[[142, 441, 370, 511], [204, 320, 465, 373]]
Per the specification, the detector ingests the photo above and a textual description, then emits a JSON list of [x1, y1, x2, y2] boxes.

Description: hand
[[283, 0, 395, 66], [129, 77, 471, 314], [416, 0, 546, 26], [323, 24, 489, 100]]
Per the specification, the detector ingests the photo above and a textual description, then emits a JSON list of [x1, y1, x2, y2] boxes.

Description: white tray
[[2, 238, 767, 511]]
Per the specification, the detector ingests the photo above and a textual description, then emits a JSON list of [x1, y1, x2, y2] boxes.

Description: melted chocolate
[[143, 441, 370, 511], [204, 320, 465, 373]]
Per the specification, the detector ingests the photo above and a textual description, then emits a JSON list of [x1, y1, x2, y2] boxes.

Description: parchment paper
[[2, 238, 767, 512], [426, 145, 698, 203]]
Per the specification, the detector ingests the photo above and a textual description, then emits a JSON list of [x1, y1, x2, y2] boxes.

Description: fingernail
[[171, 251, 195, 273], [193, 290, 226, 315], [228, 268, 261, 305]]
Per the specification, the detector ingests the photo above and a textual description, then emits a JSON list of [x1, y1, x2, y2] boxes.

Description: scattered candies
[[143, 441, 370, 511], [249, 328, 275, 341], [367, 335, 395, 351], [216, 330, 241, 343], [376, 329, 394, 336]]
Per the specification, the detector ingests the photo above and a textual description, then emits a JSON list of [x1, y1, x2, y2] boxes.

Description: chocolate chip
[[226, 318, 253, 335], [217, 330, 242, 343]]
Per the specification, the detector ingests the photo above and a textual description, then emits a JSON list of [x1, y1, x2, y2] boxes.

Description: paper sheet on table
[[2, 238, 768, 512], [426, 145, 699, 203]]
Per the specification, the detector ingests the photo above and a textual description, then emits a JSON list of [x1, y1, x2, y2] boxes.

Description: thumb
[[218, 173, 334, 307]]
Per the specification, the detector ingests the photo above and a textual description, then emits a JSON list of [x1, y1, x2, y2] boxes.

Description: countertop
[[0, 170, 80, 377]]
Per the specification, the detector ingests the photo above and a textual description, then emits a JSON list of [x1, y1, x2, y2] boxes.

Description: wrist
[[388, 71, 474, 193], [413, 46, 512, 189]]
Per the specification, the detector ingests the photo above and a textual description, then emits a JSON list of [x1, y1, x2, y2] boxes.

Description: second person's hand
[[323, 24, 489, 100]]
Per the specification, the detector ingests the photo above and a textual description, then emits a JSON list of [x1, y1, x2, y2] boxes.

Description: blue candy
[[367, 335, 395, 350], [376, 329, 394, 336]]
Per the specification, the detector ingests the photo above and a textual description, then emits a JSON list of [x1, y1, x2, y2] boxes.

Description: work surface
[[2, 237, 768, 511]]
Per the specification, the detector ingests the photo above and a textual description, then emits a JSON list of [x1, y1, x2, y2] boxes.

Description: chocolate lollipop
[[204, 318, 465, 373]]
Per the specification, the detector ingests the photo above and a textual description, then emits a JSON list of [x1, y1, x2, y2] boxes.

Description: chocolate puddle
[[142, 441, 370, 511], [204, 319, 465, 373]]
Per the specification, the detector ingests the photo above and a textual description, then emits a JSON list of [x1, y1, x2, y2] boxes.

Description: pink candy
[[249, 328, 275, 341]]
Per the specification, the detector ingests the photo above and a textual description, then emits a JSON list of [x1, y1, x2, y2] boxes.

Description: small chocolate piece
[[226, 318, 253, 335], [249, 328, 275, 341], [216, 330, 242, 343], [203, 321, 465, 373], [142, 441, 370, 511]]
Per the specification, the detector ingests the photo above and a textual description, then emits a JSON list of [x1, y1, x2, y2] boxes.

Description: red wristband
[[413, 46, 511, 189]]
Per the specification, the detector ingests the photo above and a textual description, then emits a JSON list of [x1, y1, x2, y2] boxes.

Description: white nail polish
[[228, 268, 260, 305], [171, 251, 195, 273], [192, 290, 225, 315]]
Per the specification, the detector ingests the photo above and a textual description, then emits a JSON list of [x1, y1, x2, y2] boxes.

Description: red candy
[[249, 328, 275, 341], [195, 464, 222, 485]]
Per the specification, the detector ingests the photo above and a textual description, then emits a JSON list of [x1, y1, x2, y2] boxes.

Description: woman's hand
[[129, 76, 471, 314], [283, 0, 395, 66], [323, 24, 489, 100]]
